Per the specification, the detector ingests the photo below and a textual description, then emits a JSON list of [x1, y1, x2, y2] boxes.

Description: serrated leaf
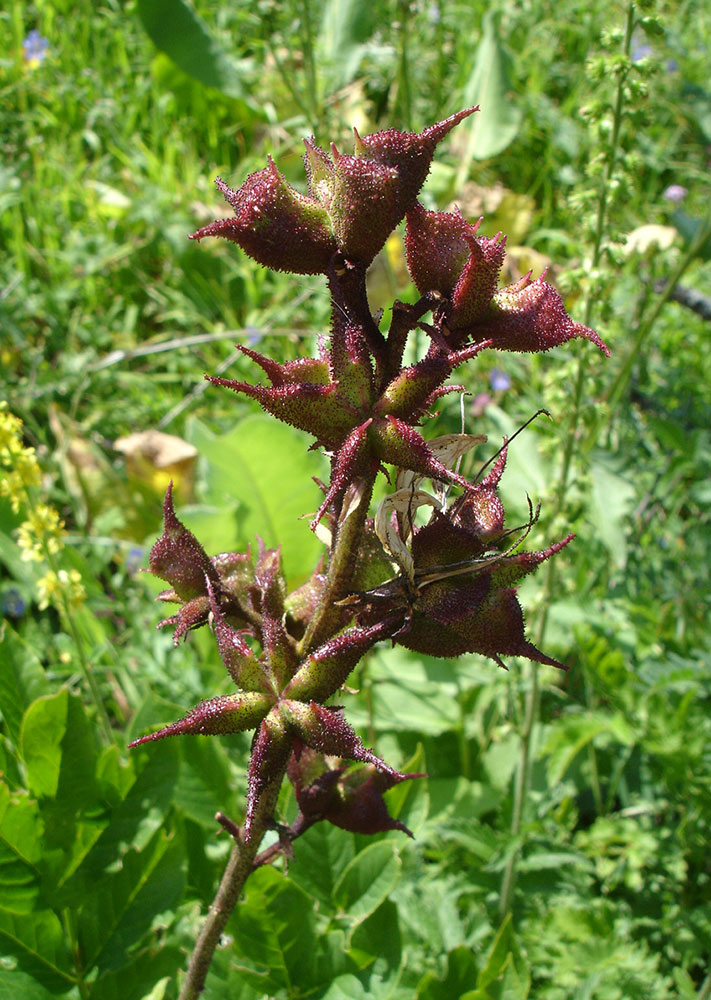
[[457, 12, 522, 178], [136, 0, 251, 99], [59, 740, 179, 905], [0, 785, 42, 912], [0, 909, 75, 993], [334, 840, 400, 925], [223, 866, 324, 995], [20, 690, 68, 798], [0, 625, 50, 748], [286, 822, 356, 906], [77, 830, 185, 974], [173, 735, 235, 827]]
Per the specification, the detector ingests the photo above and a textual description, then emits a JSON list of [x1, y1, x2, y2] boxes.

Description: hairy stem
[[299, 474, 376, 656], [178, 763, 288, 1000]]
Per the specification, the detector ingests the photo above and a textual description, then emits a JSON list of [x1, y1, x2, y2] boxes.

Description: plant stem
[[498, 3, 636, 919], [178, 765, 288, 1000], [298, 473, 376, 656], [27, 486, 114, 744], [498, 666, 539, 918], [396, 0, 412, 129]]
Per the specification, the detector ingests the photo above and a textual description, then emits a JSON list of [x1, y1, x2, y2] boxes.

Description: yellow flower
[[0, 405, 41, 512], [16, 504, 64, 562], [36, 568, 85, 612], [0, 402, 24, 454]]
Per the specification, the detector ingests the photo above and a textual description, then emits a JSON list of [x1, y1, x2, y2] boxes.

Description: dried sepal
[[207, 580, 270, 693], [280, 701, 401, 777]]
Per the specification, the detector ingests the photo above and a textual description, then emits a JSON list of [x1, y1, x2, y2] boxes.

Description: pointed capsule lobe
[[189, 160, 338, 275]]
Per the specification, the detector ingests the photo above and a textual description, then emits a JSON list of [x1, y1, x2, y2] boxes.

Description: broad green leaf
[[20, 690, 68, 798], [477, 914, 513, 989], [0, 735, 22, 788], [0, 909, 75, 994], [0, 970, 57, 999], [397, 876, 474, 956], [349, 899, 402, 971], [417, 945, 480, 1000], [541, 711, 635, 786], [77, 830, 185, 974], [224, 866, 323, 995], [588, 453, 636, 568], [173, 735, 235, 827], [59, 740, 179, 905], [53, 692, 100, 815], [286, 821, 356, 906], [384, 744, 428, 837], [671, 208, 711, 260], [334, 840, 400, 925], [88, 951, 182, 1000], [672, 967, 698, 1000], [136, 0, 251, 99], [0, 784, 42, 912], [457, 12, 522, 178], [477, 914, 530, 998], [186, 414, 327, 585], [23, 695, 105, 890], [427, 777, 501, 825], [318, 0, 379, 91], [321, 975, 368, 999], [0, 625, 49, 748]]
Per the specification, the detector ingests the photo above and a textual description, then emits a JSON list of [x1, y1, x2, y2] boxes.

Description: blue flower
[[489, 368, 511, 392], [631, 41, 652, 62], [663, 184, 687, 203], [126, 545, 146, 576], [2, 588, 27, 619], [23, 29, 49, 66]]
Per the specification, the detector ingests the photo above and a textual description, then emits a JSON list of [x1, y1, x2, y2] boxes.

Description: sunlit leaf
[[0, 626, 49, 748], [457, 12, 522, 178], [137, 0, 251, 99], [334, 840, 400, 925]]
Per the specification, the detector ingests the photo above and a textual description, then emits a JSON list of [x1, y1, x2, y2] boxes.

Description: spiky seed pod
[[288, 748, 425, 837], [189, 162, 338, 275]]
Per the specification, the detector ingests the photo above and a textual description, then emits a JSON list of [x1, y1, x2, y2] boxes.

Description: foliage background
[[1, 0, 710, 997]]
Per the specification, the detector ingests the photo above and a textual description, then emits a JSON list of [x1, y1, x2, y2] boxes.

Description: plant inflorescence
[[129, 108, 608, 998]]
